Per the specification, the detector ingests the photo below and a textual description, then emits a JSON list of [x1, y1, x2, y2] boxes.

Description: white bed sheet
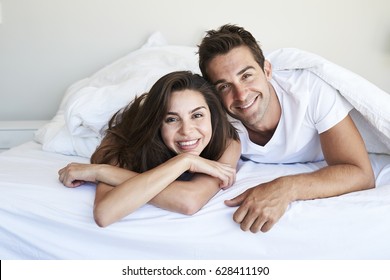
[[1, 141, 390, 260]]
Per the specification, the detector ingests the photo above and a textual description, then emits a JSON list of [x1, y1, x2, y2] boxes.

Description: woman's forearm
[[93, 140, 240, 224], [95, 163, 221, 215], [149, 174, 221, 215], [95, 164, 138, 185], [150, 140, 241, 215], [93, 154, 191, 227]]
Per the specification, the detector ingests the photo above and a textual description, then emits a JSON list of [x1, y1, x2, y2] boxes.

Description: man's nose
[[233, 83, 247, 101]]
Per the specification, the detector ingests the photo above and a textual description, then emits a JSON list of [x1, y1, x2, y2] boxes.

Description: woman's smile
[[177, 138, 200, 152]]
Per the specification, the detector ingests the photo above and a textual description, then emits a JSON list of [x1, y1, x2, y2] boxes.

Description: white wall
[[0, 0, 389, 121]]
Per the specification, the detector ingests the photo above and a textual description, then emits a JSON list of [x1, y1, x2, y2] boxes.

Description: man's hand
[[225, 180, 292, 233]]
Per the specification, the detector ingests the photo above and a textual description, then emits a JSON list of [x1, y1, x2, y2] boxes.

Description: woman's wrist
[[176, 153, 194, 172], [95, 164, 111, 183]]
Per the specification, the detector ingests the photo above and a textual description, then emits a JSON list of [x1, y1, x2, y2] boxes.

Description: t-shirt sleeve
[[307, 72, 354, 134]]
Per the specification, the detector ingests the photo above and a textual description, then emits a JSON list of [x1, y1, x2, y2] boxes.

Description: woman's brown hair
[[91, 71, 238, 172]]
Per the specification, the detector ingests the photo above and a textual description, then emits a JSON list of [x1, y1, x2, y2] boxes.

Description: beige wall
[[0, 0, 389, 120]]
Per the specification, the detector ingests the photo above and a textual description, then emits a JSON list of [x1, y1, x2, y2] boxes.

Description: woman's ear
[[264, 60, 272, 81]]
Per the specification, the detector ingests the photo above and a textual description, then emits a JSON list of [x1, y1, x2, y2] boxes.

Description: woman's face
[[161, 89, 212, 156]]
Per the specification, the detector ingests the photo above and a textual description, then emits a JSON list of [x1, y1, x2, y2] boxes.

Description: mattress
[[1, 141, 390, 260]]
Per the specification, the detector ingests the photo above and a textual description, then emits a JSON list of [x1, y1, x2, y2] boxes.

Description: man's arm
[[225, 115, 375, 233]]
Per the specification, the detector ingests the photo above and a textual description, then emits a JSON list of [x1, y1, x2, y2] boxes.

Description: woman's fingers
[[185, 154, 237, 188], [58, 162, 93, 187], [216, 163, 236, 189]]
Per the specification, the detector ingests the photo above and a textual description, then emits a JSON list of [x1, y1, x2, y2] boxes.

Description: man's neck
[[247, 82, 281, 146], [247, 127, 276, 146]]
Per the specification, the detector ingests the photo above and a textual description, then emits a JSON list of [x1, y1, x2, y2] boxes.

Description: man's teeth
[[179, 139, 198, 146], [240, 99, 255, 109]]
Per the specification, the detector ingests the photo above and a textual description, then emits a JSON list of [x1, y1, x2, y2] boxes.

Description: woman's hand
[[182, 154, 236, 189], [58, 163, 100, 188]]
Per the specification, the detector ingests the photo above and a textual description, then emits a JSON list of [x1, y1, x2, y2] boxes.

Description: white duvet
[[267, 48, 390, 154], [35, 32, 390, 158]]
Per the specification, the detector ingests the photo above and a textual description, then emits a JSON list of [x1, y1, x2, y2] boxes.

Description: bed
[[1, 32, 390, 260]]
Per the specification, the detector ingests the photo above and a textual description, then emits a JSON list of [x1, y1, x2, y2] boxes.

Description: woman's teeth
[[179, 139, 198, 146]]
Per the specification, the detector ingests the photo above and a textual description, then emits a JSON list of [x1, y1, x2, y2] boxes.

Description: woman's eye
[[165, 117, 177, 123], [243, 73, 252, 80], [193, 113, 203, 119]]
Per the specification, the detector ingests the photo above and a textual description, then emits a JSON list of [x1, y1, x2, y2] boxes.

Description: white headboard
[[0, 0, 389, 121]]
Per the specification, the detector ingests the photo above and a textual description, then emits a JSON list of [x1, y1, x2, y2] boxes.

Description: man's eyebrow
[[238, 66, 255, 76], [213, 66, 255, 85]]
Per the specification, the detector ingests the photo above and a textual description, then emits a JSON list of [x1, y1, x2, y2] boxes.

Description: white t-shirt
[[232, 69, 353, 164]]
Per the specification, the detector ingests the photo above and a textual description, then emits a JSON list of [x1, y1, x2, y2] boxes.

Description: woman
[[58, 71, 241, 227]]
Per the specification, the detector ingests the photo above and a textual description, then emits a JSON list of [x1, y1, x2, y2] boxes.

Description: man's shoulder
[[272, 68, 315, 85], [271, 69, 329, 98], [271, 69, 311, 100]]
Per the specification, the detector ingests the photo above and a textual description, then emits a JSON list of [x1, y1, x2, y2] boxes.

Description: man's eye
[[218, 84, 230, 93]]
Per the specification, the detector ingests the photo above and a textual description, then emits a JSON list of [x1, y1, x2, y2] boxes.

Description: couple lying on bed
[[58, 24, 375, 232]]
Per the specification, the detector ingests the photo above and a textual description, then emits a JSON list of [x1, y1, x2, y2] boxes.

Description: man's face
[[206, 46, 273, 131]]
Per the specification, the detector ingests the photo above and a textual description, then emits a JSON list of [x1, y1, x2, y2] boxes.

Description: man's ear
[[264, 60, 272, 81]]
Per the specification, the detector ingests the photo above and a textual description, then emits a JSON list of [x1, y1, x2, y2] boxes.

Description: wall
[[0, 0, 389, 121]]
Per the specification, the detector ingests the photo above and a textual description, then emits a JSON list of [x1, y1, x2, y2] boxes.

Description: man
[[198, 24, 375, 233]]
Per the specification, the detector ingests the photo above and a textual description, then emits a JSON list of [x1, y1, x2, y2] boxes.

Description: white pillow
[[35, 32, 200, 157], [34, 32, 167, 147]]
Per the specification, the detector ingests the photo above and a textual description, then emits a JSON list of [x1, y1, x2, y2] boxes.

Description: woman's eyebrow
[[167, 106, 207, 116], [190, 106, 207, 113]]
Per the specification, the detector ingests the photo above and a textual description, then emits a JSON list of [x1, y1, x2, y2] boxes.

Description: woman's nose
[[180, 121, 193, 135]]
